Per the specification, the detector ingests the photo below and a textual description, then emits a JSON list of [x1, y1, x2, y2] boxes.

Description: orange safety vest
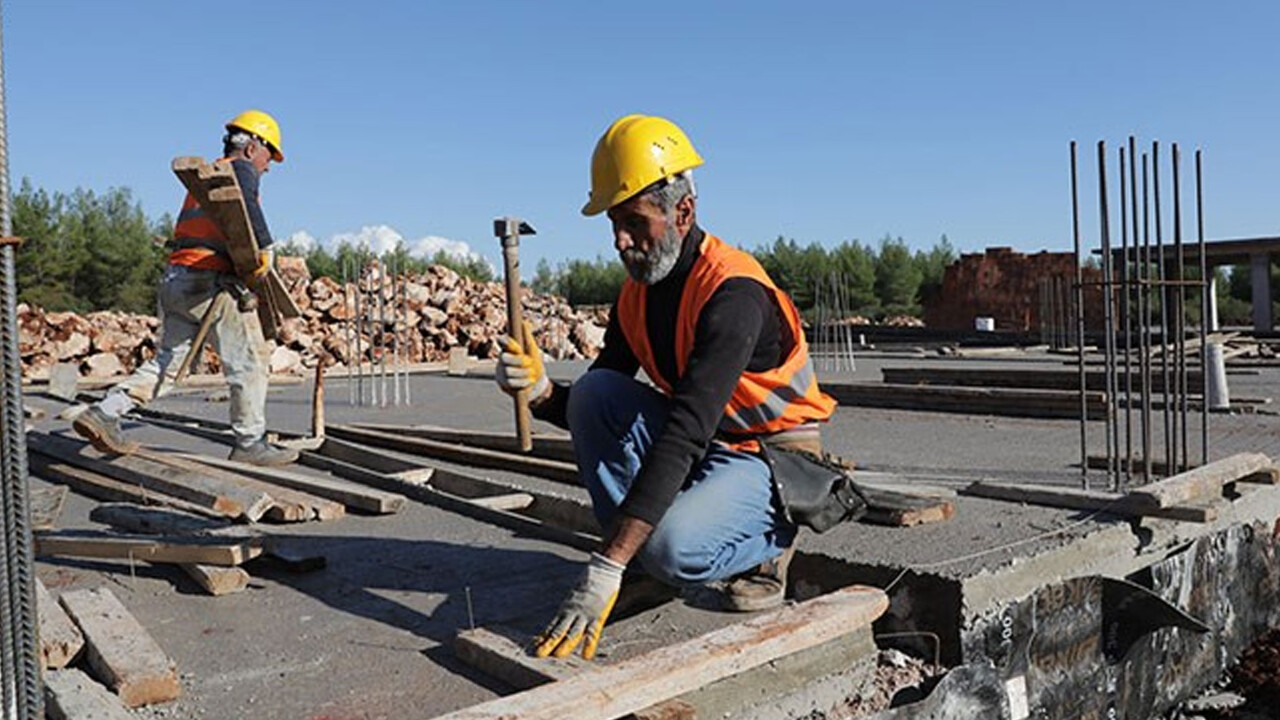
[[169, 159, 234, 273], [616, 233, 836, 447]]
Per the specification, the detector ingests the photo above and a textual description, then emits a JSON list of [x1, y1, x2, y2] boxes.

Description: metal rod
[[402, 261, 411, 405], [379, 257, 388, 408], [1070, 141, 1088, 487], [1097, 141, 1118, 489], [1196, 149, 1209, 465], [392, 253, 401, 406], [1172, 143, 1188, 472], [0, 0, 43, 710], [1153, 141, 1172, 475], [343, 259, 353, 405], [355, 262, 365, 406], [1119, 146, 1133, 487], [1141, 152, 1153, 480]]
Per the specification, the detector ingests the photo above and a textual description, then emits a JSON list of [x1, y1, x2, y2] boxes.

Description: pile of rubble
[[19, 257, 607, 380]]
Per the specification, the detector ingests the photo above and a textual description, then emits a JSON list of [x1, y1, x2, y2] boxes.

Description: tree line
[[10, 180, 1279, 325]]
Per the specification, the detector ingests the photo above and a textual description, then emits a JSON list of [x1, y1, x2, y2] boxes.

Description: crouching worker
[[495, 114, 854, 661], [73, 110, 298, 467]]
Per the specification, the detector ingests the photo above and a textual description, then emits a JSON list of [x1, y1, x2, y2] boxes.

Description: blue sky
[[5, 1, 1279, 271]]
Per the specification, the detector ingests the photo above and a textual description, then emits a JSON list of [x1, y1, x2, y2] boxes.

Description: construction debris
[[58, 587, 182, 707]]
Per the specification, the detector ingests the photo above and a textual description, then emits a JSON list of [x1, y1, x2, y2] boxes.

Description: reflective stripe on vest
[[169, 190, 233, 272], [616, 233, 836, 440]]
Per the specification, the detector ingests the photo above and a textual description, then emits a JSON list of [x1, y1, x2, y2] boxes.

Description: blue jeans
[[566, 369, 795, 586]]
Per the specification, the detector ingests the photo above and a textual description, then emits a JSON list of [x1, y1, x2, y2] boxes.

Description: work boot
[[722, 545, 795, 612], [71, 406, 138, 455], [228, 439, 299, 467]]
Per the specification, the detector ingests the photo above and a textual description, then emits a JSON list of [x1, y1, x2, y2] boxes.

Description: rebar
[[354, 264, 365, 406], [1153, 141, 1173, 474], [401, 262, 411, 405], [1070, 141, 1088, 487], [1172, 144, 1188, 472], [0, 1, 44, 713], [1119, 146, 1133, 486], [1196, 149, 1209, 465], [1141, 152, 1153, 480], [378, 256, 388, 408], [344, 259, 353, 406], [392, 253, 401, 407], [1097, 141, 1119, 489]]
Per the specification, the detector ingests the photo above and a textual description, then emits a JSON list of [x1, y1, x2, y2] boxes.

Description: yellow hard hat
[[582, 114, 703, 216], [226, 109, 284, 162]]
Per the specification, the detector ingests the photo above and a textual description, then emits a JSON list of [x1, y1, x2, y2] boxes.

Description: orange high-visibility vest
[[169, 159, 234, 272], [616, 233, 835, 444]]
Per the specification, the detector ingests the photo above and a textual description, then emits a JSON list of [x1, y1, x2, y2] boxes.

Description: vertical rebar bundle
[[0, 1, 44, 714], [1071, 137, 1211, 488]]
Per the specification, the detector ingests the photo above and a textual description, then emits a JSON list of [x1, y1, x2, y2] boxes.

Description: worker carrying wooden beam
[[72, 110, 298, 467], [495, 114, 862, 661]]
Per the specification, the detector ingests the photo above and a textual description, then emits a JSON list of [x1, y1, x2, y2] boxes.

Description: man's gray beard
[[623, 226, 682, 284]]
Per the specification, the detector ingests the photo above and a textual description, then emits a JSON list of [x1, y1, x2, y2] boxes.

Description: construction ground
[[19, 342, 1280, 720]]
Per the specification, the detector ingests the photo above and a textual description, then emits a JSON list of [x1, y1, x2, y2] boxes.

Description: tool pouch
[[760, 444, 867, 533]]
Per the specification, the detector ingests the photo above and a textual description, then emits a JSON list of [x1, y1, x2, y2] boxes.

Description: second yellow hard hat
[[226, 109, 284, 162], [582, 114, 703, 216]]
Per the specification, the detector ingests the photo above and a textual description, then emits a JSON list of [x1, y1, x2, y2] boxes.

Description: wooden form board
[[881, 366, 1205, 393], [59, 587, 182, 707], [351, 422, 577, 463], [960, 481, 1219, 523], [180, 563, 250, 596], [1126, 452, 1278, 510], [29, 456, 225, 519], [44, 667, 134, 720], [430, 585, 888, 720], [36, 530, 263, 566], [819, 381, 1110, 420], [858, 486, 955, 527], [1086, 454, 1280, 482], [328, 424, 581, 484], [27, 432, 268, 520], [36, 578, 84, 669], [174, 452, 406, 514], [29, 484, 68, 530]]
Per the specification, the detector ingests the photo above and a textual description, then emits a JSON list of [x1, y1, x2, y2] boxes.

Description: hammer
[[495, 217, 536, 452]]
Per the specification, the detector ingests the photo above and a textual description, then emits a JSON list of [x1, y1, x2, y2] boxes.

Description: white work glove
[[533, 552, 625, 660], [496, 321, 549, 401]]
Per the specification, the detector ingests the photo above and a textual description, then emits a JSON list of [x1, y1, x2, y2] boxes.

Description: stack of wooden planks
[[170, 156, 300, 339], [39, 582, 182, 716]]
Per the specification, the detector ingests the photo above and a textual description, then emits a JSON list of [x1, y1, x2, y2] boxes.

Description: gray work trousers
[[108, 265, 269, 448]]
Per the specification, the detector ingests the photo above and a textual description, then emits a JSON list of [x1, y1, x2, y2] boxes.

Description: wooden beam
[[36, 531, 262, 566], [29, 484, 68, 530], [350, 422, 576, 463], [180, 564, 250, 596], [59, 588, 182, 707], [858, 486, 955, 527], [36, 578, 84, 669], [28, 432, 270, 520], [1126, 452, 1276, 509], [29, 457, 225, 519], [429, 585, 887, 720], [881, 366, 1203, 393], [454, 627, 694, 720], [1085, 454, 1280, 484], [328, 424, 580, 484], [819, 382, 1110, 420], [44, 667, 135, 720], [960, 481, 1218, 522], [173, 452, 405, 514], [469, 492, 536, 511]]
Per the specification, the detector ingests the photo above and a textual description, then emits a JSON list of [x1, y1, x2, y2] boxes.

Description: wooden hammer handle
[[501, 242, 533, 452]]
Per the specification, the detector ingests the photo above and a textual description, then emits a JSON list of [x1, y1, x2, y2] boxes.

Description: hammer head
[[493, 217, 537, 242]]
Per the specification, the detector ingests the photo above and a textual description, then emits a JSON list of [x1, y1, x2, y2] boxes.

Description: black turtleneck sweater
[[533, 225, 788, 525]]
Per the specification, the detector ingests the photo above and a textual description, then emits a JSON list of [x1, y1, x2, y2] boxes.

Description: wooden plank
[[180, 564, 249, 596], [431, 585, 887, 720], [59, 587, 182, 707], [819, 382, 1110, 420], [29, 484, 68, 530], [174, 452, 406, 514], [36, 531, 262, 566], [36, 578, 84, 669], [351, 422, 577, 463], [454, 627, 694, 720], [135, 449, 340, 522], [1126, 452, 1276, 509], [881, 366, 1205, 393], [172, 157, 259, 280], [29, 457, 225, 519], [469, 492, 536, 511], [328, 424, 581, 484], [858, 486, 955, 527], [44, 667, 135, 720], [27, 432, 268, 520], [89, 503, 235, 536], [1085, 455, 1280, 484], [960, 481, 1218, 522]]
